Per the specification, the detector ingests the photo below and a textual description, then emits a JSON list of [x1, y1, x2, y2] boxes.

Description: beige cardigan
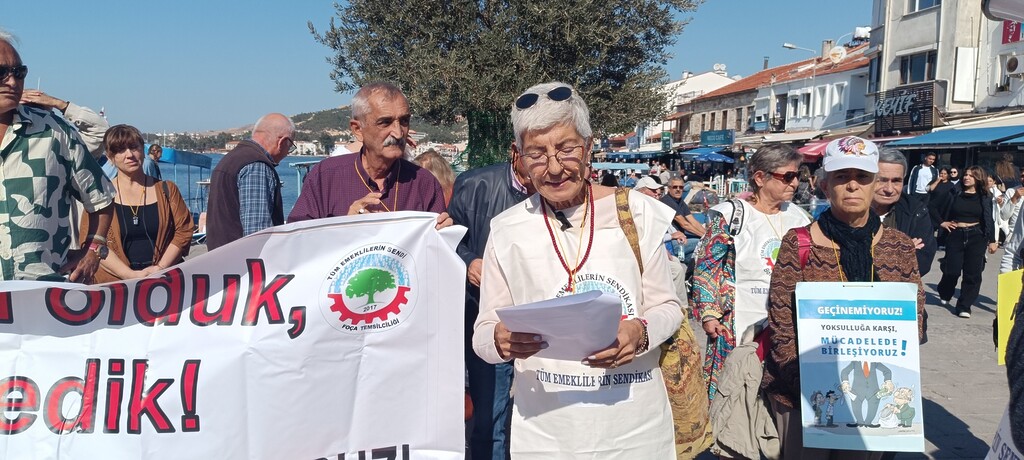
[[80, 179, 194, 284]]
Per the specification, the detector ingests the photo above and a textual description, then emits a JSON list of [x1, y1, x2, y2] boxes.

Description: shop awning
[[887, 125, 1024, 149], [681, 147, 724, 156], [1001, 135, 1024, 145], [761, 130, 827, 143], [591, 162, 651, 172], [797, 140, 830, 158]]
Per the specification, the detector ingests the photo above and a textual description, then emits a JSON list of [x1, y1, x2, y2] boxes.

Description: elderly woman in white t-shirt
[[472, 82, 683, 459], [690, 143, 811, 402]]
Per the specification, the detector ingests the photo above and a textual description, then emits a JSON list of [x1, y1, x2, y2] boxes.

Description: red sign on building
[[1003, 20, 1022, 44]]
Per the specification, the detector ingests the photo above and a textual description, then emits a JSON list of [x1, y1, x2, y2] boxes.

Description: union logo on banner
[[320, 243, 416, 333]]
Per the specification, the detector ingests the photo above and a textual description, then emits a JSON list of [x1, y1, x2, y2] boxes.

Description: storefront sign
[[0, 213, 467, 460], [874, 82, 942, 136], [701, 129, 735, 146], [795, 282, 924, 453], [661, 131, 672, 151], [1003, 20, 1022, 44]]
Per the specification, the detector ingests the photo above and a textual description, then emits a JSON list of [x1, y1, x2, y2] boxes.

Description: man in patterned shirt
[[0, 35, 115, 281], [206, 113, 296, 250]]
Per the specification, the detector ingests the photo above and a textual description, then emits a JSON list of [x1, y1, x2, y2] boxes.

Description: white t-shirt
[[710, 199, 811, 339], [914, 166, 934, 194], [474, 191, 681, 459]]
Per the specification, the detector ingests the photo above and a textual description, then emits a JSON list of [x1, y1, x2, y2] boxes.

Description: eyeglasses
[[0, 65, 28, 82], [767, 171, 799, 182], [522, 145, 584, 164], [515, 86, 573, 110], [669, 185, 685, 190], [282, 137, 297, 154]]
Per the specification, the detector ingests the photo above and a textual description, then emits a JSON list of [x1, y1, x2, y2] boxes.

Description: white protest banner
[[0, 212, 467, 460], [986, 408, 1023, 460], [795, 282, 923, 452]]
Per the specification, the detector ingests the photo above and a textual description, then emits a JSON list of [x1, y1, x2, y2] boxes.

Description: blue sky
[[3, 1, 871, 133]]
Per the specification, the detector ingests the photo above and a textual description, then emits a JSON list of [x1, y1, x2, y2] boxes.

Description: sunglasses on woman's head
[[515, 86, 573, 110], [0, 65, 28, 81]]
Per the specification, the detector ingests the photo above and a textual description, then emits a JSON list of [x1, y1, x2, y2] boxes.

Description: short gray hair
[[511, 82, 592, 147], [747, 144, 802, 192], [878, 147, 908, 175], [351, 82, 405, 121], [0, 29, 17, 46]]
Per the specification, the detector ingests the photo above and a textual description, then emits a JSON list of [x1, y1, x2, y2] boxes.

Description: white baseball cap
[[822, 136, 880, 173], [634, 176, 664, 191]]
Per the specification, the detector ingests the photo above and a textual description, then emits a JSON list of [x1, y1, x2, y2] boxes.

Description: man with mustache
[[0, 34, 115, 282], [288, 82, 450, 228]]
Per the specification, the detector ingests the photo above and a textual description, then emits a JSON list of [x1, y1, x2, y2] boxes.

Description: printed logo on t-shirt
[[760, 238, 782, 275], [555, 272, 636, 318]]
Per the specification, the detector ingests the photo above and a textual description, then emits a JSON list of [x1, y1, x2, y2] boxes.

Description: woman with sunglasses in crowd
[[691, 144, 811, 404], [80, 124, 194, 283], [473, 82, 686, 458], [762, 137, 926, 459], [936, 166, 998, 318]]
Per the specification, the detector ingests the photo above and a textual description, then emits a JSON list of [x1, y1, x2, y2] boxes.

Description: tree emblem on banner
[[345, 269, 396, 305], [320, 244, 416, 333]]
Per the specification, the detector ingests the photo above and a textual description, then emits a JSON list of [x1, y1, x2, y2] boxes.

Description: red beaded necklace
[[541, 183, 596, 292]]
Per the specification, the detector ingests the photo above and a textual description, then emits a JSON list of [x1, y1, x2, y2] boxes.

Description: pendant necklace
[[541, 183, 596, 292], [354, 159, 400, 212], [117, 176, 147, 226]]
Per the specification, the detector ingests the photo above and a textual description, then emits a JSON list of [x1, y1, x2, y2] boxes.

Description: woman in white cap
[[761, 136, 926, 459]]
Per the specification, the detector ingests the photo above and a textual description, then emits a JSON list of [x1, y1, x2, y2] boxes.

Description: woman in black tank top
[[936, 166, 998, 318]]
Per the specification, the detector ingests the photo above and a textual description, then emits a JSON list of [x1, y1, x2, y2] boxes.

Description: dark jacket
[[206, 140, 283, 250], [1009, 276, 1024, 451], [447, 163, 530, 334], [939, 186, 997, 243], [928, 181, 955, 228], [883, 194, 937, 276], [906, 164, 937, 195]]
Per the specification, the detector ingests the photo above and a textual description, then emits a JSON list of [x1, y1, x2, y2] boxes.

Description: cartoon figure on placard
[[811, 391, 825, 426], [888, 387, 916, 427], [840, 361, 894, 428], [824, 390, 840, 427]]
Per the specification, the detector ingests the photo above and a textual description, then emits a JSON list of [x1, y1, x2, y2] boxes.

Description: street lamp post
[[783, 43, 819, 123]]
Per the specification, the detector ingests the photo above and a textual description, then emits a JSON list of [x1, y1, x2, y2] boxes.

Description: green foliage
[[345, 268, 396, 305], [310, 0, 701, 166]]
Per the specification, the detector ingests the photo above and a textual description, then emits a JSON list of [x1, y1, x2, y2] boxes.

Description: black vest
[[206, 140, 283, 250]]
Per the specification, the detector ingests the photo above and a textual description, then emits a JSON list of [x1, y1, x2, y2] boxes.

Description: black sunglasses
[[768, 171, 800, 182], [515, 86, 573, 110], [0, 65, 28, 82]]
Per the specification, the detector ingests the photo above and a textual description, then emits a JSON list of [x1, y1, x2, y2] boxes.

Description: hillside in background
[[154, 106, 467, 153]]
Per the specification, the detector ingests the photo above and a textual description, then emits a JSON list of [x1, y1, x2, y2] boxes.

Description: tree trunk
[[465, 110, 514, 169]]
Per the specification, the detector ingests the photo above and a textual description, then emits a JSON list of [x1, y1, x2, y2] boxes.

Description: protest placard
[[0, 212, 467, 459], [997, 269, 1022, 365], [795, 282, 923, 452]]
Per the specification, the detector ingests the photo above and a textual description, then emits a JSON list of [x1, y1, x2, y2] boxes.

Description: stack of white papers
[[495, 290, 622, 361]]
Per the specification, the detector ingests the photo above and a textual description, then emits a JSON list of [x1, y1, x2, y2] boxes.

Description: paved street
[[693, 246, 1011, 459]]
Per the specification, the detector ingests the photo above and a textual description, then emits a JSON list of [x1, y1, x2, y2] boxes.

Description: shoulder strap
[[728, 199, 744, 237], [795, 226, 812, 269], [160, 181, 170, 200], [615, 187, 644, 275]]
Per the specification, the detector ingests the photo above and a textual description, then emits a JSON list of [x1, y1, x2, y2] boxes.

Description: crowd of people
[[3, 31, 1024, 459]]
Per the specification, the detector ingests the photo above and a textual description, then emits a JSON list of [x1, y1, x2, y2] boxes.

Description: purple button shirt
[[288, 151, 446, 222]]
